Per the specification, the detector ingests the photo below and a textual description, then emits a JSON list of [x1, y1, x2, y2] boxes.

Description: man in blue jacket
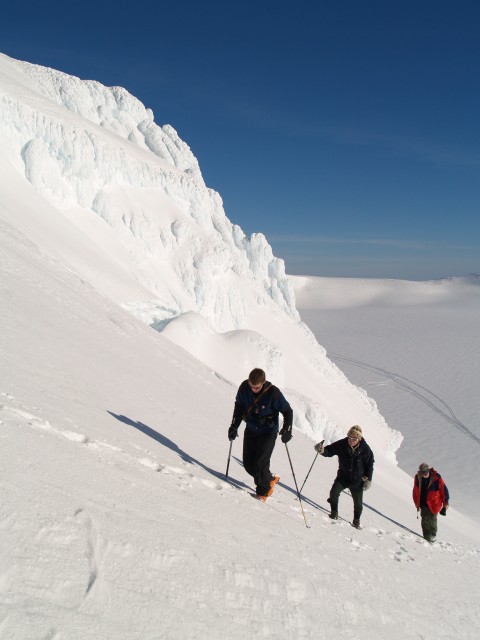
[[228, 368, 293, 501], [315, 425, 374, 529]]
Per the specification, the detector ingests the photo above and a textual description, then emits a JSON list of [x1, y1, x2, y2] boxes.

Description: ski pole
[[299, 440, 324, 494], [225, 441, 233, 477], [284, 443, 309, 528]]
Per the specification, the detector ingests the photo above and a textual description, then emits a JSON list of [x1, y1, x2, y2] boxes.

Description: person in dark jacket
[[413, 463, 449, 542], [314, 425, 374, 529], [228, 368, 293, 501]]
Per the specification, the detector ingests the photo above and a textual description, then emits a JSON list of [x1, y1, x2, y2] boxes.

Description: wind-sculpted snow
[[0, 52, 401, 461], [0, 54, 298, 332], [13, 58, 202, 177]]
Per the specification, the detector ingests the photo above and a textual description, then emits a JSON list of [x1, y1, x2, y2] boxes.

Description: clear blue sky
[[2, 0, 480, 279]]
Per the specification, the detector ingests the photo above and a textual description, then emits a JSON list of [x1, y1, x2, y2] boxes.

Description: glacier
[[0, 52, 402, 460]]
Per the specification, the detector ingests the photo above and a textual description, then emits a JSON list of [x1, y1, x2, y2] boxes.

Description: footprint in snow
[[62, 431, 89, 444], [139, 457, 165, 472], [391, 545, 415, 562], [200, 478, 222, 490]]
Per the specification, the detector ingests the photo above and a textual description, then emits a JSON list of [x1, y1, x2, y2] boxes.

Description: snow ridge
[[0, 54, 298, 332], [0, 52, 400, 461]]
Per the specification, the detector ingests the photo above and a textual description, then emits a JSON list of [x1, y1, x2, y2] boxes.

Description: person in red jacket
[[413, 463, 449, 542]]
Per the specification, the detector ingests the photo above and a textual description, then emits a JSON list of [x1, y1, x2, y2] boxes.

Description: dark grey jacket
[[322, 437, 374, 487]]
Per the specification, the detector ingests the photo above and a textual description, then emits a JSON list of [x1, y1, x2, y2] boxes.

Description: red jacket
[[413, 468, 449, 515]]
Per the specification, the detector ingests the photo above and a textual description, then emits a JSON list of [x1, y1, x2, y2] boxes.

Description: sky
[[1, 0, 480, 280]]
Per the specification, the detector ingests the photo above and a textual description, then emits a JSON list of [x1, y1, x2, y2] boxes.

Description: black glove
[[280, 426, 292, 443], [440, 506, 447, 516], [228, 426, 238, 441]]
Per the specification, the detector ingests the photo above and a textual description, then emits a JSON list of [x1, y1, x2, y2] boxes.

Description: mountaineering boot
[[267, 475, 280, 497], [352, 518, 361, 529], [328, 498, 338, 519]]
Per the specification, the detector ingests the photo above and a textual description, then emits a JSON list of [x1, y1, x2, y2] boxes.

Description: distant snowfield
[[292, 275, 480, 520], [1, 52, 480, 639]]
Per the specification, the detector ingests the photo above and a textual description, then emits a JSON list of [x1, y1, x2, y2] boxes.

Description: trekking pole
[[284, 443, 310, 528], [294, 454, 318, 501], [299, 440, 324, 495], [225, 441, 233, 477]]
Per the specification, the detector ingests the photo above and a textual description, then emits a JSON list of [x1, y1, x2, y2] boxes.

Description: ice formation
[[0, 54, 298, 333], [0, 52, 401, 459]]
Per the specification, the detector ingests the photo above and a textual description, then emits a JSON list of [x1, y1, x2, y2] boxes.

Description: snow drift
[[0, 51, 400, 461]]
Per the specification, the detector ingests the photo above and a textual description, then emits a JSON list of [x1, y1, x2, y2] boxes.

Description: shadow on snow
[[108, 412, 422, 537], [107, 411, 251, 492]]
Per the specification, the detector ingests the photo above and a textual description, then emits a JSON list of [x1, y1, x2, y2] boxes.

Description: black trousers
[[328, 478, 364, 519], [243, 428, 277, 496]]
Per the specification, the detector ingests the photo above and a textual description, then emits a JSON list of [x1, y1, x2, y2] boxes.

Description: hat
[[418, 463, 430, 473], [347, 425, 362, 440]]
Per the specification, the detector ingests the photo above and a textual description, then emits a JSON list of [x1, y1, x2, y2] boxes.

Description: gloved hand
[[314, 440, 324, 454], [440, 505, 448, 516], [280, 426, 292, 443], [228, 426, 238, 441]]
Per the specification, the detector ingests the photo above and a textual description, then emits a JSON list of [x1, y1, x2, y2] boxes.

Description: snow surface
[[1, 52, 480, 639], [292, 275, 480, 521], [0, 51, 400, 460]]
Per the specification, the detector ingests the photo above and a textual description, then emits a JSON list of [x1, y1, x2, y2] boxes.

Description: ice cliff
[[0, 53, 298, 332], [0, 52, 402, 460]]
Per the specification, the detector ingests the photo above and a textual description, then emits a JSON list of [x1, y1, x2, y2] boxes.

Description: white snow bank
[[0, 52, 299, 333], [0, 51, 400, 467]]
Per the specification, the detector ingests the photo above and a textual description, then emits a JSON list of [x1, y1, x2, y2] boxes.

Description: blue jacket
[[231, 380, 293, 435]]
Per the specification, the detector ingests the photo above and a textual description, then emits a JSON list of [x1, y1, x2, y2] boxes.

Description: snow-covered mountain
[[0, 52, 401, 460], [1, 53, 298, 331], [2, 52, 480, 638]]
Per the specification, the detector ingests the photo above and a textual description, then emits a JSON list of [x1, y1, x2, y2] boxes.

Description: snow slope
[[1, 52, 480, 639], [1, 189, 479, 640], [0, 51, 400, 461]]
